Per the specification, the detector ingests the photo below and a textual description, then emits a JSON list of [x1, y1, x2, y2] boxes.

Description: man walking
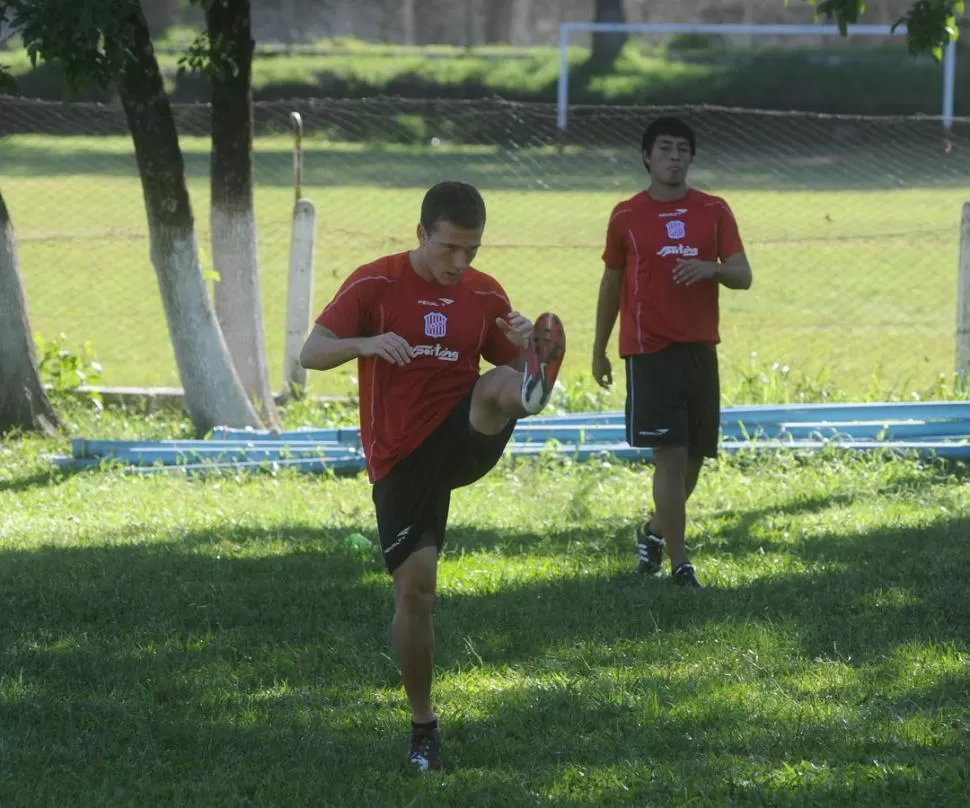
[[591, 117, 752, 588]]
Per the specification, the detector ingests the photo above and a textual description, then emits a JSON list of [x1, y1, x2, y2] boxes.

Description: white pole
[[291, 111, 303, 203], [283, 111, 316, 394], [943, 38, 957, 131], [557, 24, 570, 133], [957, 202, 970, 382], [560, 22, 908, 36]]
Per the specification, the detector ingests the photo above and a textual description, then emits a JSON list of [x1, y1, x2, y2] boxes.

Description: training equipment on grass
[[50, 401, 970, 475]]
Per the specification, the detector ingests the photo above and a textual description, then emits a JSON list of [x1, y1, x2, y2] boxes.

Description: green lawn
[[1, 401, 968, 805], [1, 131, 965, 402]]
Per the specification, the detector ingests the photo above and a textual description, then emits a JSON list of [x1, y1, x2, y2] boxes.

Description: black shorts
[[372, 383, 516, 574], [625, 343, 720, 459]]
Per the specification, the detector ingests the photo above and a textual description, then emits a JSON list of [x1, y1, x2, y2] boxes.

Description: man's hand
[[496, 311, 533, 351], [673, 259, 719, 286], [592, 353, 613, 389], [358, 332, 413, 366]]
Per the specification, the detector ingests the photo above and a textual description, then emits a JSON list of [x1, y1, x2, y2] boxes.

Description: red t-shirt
[[601, 188, 745, 356], [316, 251, 521, 482]]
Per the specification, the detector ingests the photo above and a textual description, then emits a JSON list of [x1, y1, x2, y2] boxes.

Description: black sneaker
[[636, 521, 664, 575], [672, 561, 704, 589], [408, 723, 442, 772]]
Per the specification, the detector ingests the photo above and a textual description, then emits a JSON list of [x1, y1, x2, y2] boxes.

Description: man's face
[[644, 134, 693, 184], [418, 220, 483, 285]]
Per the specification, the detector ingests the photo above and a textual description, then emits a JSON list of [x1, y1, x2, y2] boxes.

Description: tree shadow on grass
[[444, 487, 864, 561], [0, 509, 968, 804], [435, 509, 970, 670], [0, 467, 84, 495]]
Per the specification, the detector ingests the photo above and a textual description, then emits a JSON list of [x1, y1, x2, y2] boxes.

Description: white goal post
[[556, 22, 959, 133]]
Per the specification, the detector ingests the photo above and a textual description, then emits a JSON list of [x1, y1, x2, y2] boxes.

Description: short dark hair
[[641, 117, 697, 157], [420, 181, 487, 233]]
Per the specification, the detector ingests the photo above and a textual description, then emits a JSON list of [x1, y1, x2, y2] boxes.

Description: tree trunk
[[589, 0, 628, 74], [206, 0, 277, 425], [117, 10, 261, 435], [510, 0, 534, 47], [485, 0, 514, 43], [140, 0, 181, 38], [401, 0, 416, 45], [0, 188, 58, 435]]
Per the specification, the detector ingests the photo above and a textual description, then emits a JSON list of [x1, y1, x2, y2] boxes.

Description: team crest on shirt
[[665, 220, 686, 240], [423, 311, 448, 339]]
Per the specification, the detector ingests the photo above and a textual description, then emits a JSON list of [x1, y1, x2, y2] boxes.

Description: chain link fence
[[2, 96, 967, 401]]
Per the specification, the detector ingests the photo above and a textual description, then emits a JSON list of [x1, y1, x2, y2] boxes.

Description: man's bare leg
[[638, 451, 705, 587], [469, 313, 567, 436], [469, 365, 527, 436], [652, 447, 689, 568], [392, 544, 438, 724], [650, 454, 704, 537]]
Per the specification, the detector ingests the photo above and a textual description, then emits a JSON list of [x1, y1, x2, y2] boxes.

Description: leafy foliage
[[1, 0, 143, 90], [802, 0, 964, 59], [176, 29, 239, 82], [176, 0, 241, 82], [894, 0, 966, 60], [34, 331, 103, 392]]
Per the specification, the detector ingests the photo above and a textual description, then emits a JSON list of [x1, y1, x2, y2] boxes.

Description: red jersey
[[601, 188, 744, 356], [316, 252, 520, 482]]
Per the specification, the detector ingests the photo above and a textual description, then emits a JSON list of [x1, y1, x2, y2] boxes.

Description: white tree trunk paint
[[149, 224, 262, 433], [0, 192, 57, 433], [211, 203, 277, 422]]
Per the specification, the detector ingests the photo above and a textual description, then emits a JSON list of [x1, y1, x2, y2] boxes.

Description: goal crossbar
[[557, 22, 958, 131]]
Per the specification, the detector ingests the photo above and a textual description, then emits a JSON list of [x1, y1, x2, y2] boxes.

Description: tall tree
[[0, 187, 58, 435], [484, 0, 513, 44], [6, 0, 261, 434], [199, 0, 277, 424], [588, 0, 627, 75]]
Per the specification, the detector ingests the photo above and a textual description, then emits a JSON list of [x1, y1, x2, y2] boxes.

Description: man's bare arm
[[716, 251, 752, 290], [593, 267, 623, 357], [300, 325, 412, 370]]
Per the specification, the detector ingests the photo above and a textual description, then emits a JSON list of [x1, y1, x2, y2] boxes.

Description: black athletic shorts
[[625, 343, 720, 459], [371, 383, 516, 574]]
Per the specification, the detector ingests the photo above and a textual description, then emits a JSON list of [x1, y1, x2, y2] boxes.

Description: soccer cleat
[[408, 724, 442, 773], [521, 312, 566, 415], [672, 561, 704, 589], [636, 521, 664, 575]]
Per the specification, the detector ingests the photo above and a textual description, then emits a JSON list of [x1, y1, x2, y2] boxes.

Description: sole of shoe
[[521, 312, 566, 415]]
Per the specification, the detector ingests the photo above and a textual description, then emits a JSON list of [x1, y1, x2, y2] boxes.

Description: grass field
[[2, 121, 965, 403], [1, 399, 969, 805]]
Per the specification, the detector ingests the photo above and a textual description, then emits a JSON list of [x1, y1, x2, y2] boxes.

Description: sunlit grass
[[2, 131, 964, 402], [0, 399, 968, 804]]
